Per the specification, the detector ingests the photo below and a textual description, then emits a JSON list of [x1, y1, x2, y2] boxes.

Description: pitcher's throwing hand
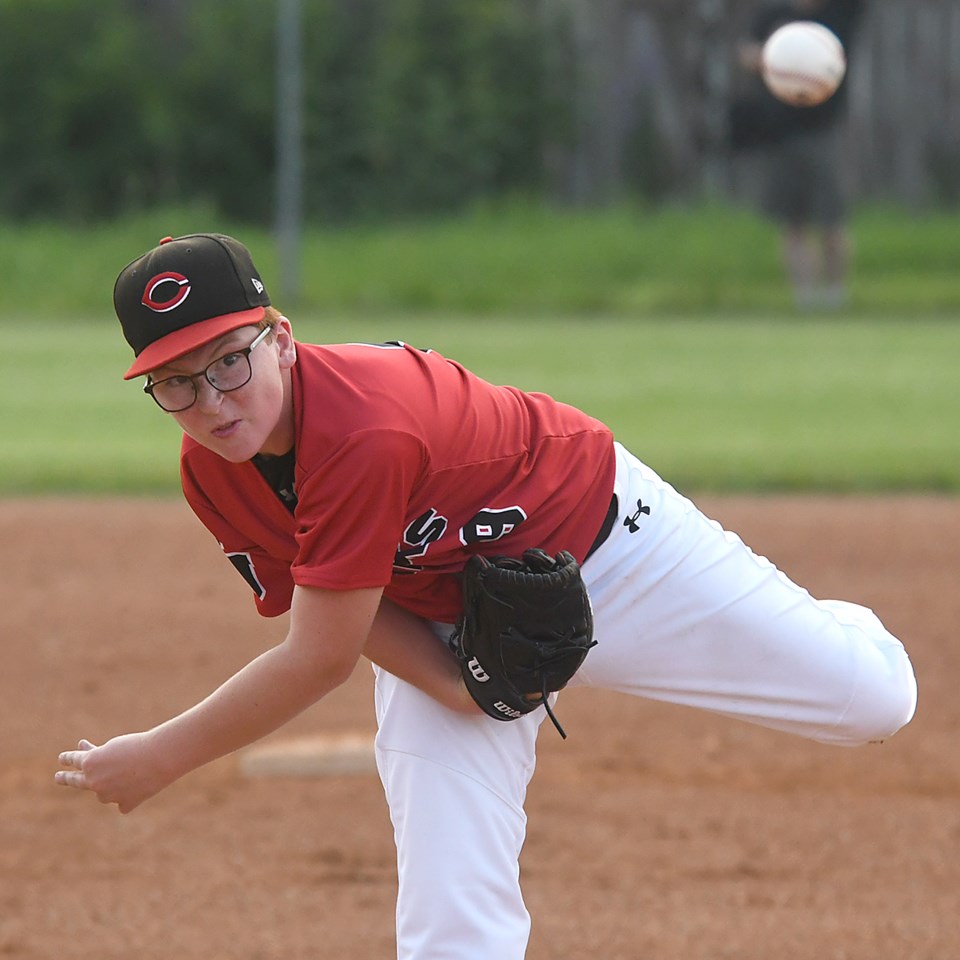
[[57, 733, 167, 813]]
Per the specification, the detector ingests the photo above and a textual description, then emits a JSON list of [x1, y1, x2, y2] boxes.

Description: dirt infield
[[3, 496, 958, 960]]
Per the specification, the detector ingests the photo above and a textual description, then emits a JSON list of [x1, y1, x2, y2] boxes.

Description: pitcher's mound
[[239, 733, 377, 778]]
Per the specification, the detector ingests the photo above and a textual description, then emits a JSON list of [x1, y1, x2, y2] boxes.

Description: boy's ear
[[273, 316, 297, 368]]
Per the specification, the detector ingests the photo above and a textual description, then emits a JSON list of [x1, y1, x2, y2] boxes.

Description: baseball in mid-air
[[761, 21, 846, 107]]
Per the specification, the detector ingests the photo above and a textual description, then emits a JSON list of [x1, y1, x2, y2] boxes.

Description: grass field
[[1, 202, 958, 317], [4, 313, 959, 495], [2, 204, 956, 495]]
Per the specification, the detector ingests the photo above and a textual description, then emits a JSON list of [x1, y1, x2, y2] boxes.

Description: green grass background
[[2, 203, 957, 495]]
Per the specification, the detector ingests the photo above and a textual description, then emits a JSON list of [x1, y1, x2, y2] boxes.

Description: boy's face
[[147, 321, 296, 462]]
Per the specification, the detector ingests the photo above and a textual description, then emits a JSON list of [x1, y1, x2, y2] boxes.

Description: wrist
[[144, 721, 203, 787]]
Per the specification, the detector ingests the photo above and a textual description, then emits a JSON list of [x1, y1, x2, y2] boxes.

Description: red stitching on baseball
[[764, 68, 835, 91]]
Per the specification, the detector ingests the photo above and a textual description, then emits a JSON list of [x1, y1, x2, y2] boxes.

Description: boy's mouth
[[212, 420, 241, 439]]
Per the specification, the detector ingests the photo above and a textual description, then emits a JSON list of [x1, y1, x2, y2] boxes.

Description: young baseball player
[[57, 234, 917, 959]]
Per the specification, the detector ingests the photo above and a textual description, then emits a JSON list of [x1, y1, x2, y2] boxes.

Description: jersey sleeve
[[292, 427, 427, 591], [181, 459, 296, 618]]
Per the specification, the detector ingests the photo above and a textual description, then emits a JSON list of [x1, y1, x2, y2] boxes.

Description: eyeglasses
[[144, 325, 273, 412]]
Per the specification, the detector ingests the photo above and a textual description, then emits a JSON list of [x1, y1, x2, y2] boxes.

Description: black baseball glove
[[451, 548, 596, 738]]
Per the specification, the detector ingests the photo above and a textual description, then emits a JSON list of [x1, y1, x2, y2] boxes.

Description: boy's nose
[[195, 377, 225, 412]]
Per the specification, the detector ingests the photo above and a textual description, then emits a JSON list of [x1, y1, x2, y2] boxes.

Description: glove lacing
[[540, 679, 567, 739]]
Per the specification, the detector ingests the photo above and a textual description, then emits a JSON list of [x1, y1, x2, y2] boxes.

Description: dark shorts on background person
[[760, 125, 847, 227]]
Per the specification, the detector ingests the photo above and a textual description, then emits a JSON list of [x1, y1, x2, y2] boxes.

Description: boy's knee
[[839, 672, 917, 745], [834, 644, 917, 745], [815, 602, 918, 746]]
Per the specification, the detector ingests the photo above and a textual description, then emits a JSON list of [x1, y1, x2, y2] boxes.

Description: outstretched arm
[[56, 584, 382, 813], [56, 586, 480, 812]]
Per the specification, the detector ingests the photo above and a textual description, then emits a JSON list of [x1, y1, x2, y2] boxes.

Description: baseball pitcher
[[56, 234, 917, 959]]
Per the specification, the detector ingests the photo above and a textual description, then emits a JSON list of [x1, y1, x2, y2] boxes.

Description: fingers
[[54, 739, 99, 791], [54, 769, 87, 789], [58, 741, 97, 768]]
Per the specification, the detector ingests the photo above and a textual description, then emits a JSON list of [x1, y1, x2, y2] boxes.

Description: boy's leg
[[573, 444, 917, 745], [373, 665, 545, 960]]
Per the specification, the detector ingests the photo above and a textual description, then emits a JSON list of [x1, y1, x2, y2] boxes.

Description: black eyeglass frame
[[143, 325, 273, 412]]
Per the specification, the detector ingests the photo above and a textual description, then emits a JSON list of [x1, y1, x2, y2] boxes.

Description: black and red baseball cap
[[114, 233, 271, 380]]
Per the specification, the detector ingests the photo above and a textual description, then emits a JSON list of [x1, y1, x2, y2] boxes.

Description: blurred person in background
[[735, 0, 866, 310]]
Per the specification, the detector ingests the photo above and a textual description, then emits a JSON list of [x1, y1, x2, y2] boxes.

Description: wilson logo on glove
[[467, 657, 491, 683]]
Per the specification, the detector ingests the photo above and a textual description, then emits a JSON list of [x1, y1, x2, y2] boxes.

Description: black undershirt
[[251, 449, 298, 513]]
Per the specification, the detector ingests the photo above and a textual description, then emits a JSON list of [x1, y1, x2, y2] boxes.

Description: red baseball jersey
[[181, 341, 615, 623]]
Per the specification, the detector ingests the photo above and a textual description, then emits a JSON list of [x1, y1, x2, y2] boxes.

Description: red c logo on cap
[[142, 272, 191, 313]]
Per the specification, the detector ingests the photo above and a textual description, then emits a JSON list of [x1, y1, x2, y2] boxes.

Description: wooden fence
[[548, 0, 960, 209]]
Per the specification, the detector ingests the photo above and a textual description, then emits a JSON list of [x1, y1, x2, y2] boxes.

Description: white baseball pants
[[372, 442, 917, 960]]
